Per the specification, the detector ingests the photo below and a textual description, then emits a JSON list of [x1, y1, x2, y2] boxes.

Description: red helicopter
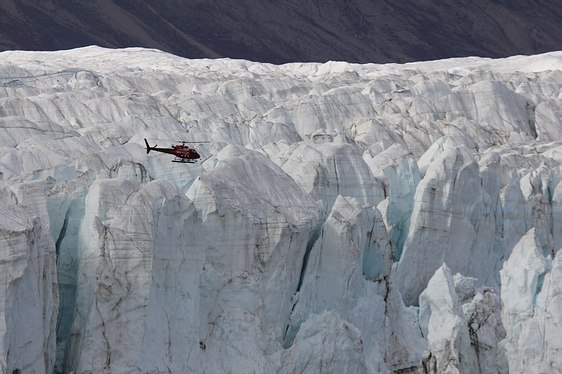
[[144, 138, 201, 163]]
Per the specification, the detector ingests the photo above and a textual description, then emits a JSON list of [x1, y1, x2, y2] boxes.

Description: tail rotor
[[144, 138, 155, 154]]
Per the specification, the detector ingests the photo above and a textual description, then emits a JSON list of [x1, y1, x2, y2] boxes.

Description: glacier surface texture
[[0, 46, 561, 373]]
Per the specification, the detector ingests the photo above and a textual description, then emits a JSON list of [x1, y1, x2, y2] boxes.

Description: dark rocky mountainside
[[1, 0, 561, 63]]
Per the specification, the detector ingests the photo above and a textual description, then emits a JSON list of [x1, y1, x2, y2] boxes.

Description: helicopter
[[144, 138, 201, 163]]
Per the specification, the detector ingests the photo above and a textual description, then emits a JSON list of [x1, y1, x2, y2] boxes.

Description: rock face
[[0, 47, 561, 373], [1, 0, 562, 64]]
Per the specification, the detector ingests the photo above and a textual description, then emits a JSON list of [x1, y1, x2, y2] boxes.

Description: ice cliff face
[[0, 46, 561, 373], [0, 190, 57, 373]]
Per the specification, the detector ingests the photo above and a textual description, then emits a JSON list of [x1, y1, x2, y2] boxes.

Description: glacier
[[0, 46, 561, 373]]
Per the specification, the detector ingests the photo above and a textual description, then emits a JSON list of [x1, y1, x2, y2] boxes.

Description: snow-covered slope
[[0, 46, 561, 373]]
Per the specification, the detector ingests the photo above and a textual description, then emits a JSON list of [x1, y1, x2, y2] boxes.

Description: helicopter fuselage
[[145, 138, 201, 162]]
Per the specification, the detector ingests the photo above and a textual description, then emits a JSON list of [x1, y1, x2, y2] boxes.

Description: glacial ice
[[419, 265, 504, 373], [499, 228, 562, 373], [0, 189, 57, 373], [0, 46, 561, 373], [419, 264, 478, 373]]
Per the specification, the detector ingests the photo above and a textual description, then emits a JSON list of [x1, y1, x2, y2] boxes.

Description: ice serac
[[534, 99, 562, 141], [455, 274, 505, 374], [0, 190, 57, 374], [499, 228, 562, 373], [419, 264, 478, 374], [64, 178, 203, 373], [394, 136, 493, 305], [285, 195, 423, 372], [364, 143, 421, 259], [269, 134, 385, 213], [196, 307, 277, 374], [444, 80, 533, 140], [281, 311, 373, 374], [186, 145, 322, 367], [284, 196, 390, 343]]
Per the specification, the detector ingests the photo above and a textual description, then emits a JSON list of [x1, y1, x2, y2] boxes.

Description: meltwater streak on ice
[[0, 47, 561, 373]]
